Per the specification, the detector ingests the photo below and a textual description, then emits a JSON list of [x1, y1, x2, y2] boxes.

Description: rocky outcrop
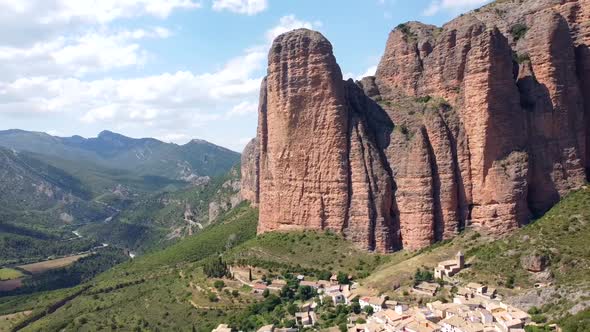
[[240, 137, 259, 207], [208, 167, 243, 223], [521, 252, 549, 272], [241, 0, 589, 252]]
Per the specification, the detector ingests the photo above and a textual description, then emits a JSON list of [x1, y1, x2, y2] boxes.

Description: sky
[[0, 0, 492, 152]]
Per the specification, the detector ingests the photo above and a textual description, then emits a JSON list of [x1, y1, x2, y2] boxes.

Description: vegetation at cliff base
[[227, 230, 388, 278]]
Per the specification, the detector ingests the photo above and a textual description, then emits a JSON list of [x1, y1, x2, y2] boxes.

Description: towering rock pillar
[[461, 28, 529, 233], [521, 10, 587, 214], [257, 29, 351, 234]]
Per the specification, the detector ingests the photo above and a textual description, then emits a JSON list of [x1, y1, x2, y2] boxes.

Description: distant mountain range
[[0, 129, 242, 264], [0, 129, 240, 182]]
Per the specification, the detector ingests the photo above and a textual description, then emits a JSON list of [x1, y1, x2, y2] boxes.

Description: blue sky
[[0, 0, 491, 152]]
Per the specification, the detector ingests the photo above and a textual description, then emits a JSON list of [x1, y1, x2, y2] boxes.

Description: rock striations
[[240, 0, 590, 252]]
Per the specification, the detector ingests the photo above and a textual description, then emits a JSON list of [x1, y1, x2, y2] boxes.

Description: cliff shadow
[[575, 44, 590, 182], [343, 79, 400, 251], [517, 67, 563, 218]]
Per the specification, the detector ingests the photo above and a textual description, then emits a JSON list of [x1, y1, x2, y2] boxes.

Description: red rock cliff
[[240, 0, 589, 252]]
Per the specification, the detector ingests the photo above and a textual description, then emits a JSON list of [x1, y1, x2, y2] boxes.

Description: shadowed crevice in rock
[[422, 128, 443, 242], [343, 80, 398, 251], [520, 10, 587, 215], [575, 44, 590, 181], [423, 110, 463, 241]]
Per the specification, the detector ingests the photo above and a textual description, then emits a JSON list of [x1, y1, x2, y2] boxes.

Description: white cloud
[[423, 0, 491, 16], [157, 132, 191, 143], [344, 65, 377, 81], [226, 101, 258, 118], [0, 12, 316, 151], [265, 15, 321, 42], [212, 0, 267, 15], [0, 0, 200, 48], [1, 0, 201, 25], [360, 65, 377, 79], [0, 27, 174, 80]]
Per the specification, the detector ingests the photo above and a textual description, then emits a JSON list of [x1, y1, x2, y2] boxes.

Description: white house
[[359, 297, 386, 313]]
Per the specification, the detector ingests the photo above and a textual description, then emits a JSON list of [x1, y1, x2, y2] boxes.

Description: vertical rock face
[[422, 110, 461, 241], [460, 27, 529, 232], [257, 29, 350, 234], [520, 9, 587, 214], [396, 128, 435, 250], [241, 0, 589, 252], [344, 80, 399, 252], [375, 22, 438, 98]]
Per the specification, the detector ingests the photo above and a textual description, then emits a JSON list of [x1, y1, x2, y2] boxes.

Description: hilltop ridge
[[0, 129, 240, 181]]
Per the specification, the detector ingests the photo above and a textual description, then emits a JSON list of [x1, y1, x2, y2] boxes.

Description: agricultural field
[[0, 268, 23, 281], [18, 254, 89, 275], [0, 279, 23, 292]]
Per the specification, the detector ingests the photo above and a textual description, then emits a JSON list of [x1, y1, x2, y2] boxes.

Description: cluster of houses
[[351, 284, 532, 332], [212, 253, 545, 332], [212, 324, 296, 332]]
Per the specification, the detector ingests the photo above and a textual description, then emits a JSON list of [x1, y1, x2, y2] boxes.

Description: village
[[211, 252, 557, 332]]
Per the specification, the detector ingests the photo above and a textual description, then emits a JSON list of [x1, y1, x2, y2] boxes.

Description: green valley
[[0, 187, 587, 331]]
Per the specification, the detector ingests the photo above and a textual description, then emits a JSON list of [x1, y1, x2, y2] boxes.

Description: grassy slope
[[7, 188, 590, 330], [13, 204, 257, 331], [227, 231, 388, 278], [13, 205, 391, 332], [361, 187, 590, 316]]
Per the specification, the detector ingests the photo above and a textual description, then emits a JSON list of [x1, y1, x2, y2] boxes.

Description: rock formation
[[240, 137, 259, 207], [521, 252, 549, 272], [241, 0, 590, 252]]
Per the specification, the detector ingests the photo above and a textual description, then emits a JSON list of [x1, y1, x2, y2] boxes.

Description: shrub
[[531, 314, 548, 324], [213, 280, 225, 290], [396, 23, 417, 41], [506, 275, 515, 289], [513, 52, 531, 64], [416, 96, 432, 103], [400, 124, 409, 136], [528, 306, 542, 315], [414, 268, 434, 283], [337, 272, 350, 285], [511, 23, 528, 41], [339, 323, 348, 332], [203, 256, 229, 278], [351, 302, 361, 314]]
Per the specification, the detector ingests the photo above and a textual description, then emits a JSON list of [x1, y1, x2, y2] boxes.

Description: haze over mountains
[[0, 129, 240, 182]]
